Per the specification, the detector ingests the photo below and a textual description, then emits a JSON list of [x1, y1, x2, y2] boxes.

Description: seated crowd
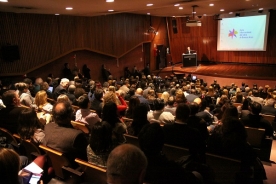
[[0, 70, 275, 183]]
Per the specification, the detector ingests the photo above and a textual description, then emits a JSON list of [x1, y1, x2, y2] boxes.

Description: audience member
[[241, 101, 273, 137], [147, 99, 174, 124], [18, 108, 45, 144], [75, 94, 101, 130], [106, 144, 147, 184], [43, 101, 88, 166], [53, 78, 69, 100], [90, 89, 104, 118], [163, 103, 206, 162], [125, 96, 140, 119], [87, 121, 112, 168], [15, 82, 34, 107], [163, 96, 176, 116], [129, 104, 150, 136], [102, 102, 127, 147], [0, 90, 25, 133], [138, 123, 201, 184]]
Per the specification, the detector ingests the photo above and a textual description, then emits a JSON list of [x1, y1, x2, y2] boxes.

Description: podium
[[182, 53, 197, 67]]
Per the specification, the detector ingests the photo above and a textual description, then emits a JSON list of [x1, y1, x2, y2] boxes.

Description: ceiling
[[0, 0, 275, 17]]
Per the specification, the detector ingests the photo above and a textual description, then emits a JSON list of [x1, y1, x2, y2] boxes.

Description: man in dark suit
[[163, 103, 206, 163], [0, 90, 25, 134], [241, 101, 273, 137], [43, 101, 88, 166]]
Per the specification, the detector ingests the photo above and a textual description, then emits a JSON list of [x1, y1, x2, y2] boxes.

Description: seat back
[[245, 127, 265, 147], [260, 114, 275, 124], [39, 145, 71, 180], [14, 134, 42, 161], [75, 158, 107, 184], [233, 103, 242, 108], [0, 127, 19, 148], [71, 121, 90, 134]]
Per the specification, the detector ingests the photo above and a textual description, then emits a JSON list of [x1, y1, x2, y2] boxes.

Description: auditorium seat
[[245, 126, 273, 161], [13, 134, 42, 161], [260, 114, 275, 124], [71, 121, 90, 134], [75, 158, 107, 184], [39, 145, 82, 182], [0, 127, 19, 150]]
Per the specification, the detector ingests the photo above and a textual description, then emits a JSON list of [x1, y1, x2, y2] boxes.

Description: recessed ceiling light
[[174, 4, 180, 7], [106, 0, 114, 2], [55, 14, 60, 15], [65, 7, 73, 10], [259, 8, 263, 10], [209, 4, 214, 6], [203, 14, 207, 16], [179, 7, 183, 10], [147, 13, 150, 15], [220, 9, 224, 11], [0, 0, 8, 2], [229, 12, 233, 14], [192, 11, 196, 14], [108, 9, 114, 12], [147, 4, 153, 6]]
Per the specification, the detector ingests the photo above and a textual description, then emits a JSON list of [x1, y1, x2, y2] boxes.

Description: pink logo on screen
[[228, 29, 238, 38]]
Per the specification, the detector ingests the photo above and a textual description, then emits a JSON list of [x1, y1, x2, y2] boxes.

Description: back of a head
[[52, 101, 73, 126], [153, 99, 165, 111], [107, 144, 147, 184], [102, 102, 118, 126], [189, 102, 199, 115], [175, 103, 190, 122], [0, 148, 20, 184], [250, 101, 262, 115], [15, 82, 28, 92], [94, 89, 104, 100], [2, 90, 16, 107], [167, 96, 175, 106], [136, 88, 143, 95], [77, 94, 89, 109], [138, 123, 164, 156], [68, 85, 76, 93], [133, 104, 148, 120]]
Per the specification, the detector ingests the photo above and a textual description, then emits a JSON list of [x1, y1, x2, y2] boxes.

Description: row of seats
[[0, 127, 106, 184]]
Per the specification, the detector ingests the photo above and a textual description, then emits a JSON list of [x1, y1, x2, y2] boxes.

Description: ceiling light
[[259, 8, 263, 10], [174, 4, 180, 6], [209, 4, 214, 6], [0, 0, 8, 2], [147, 4, 153, 6], [55, 14, 60, 15], [179, 7, 183, 10], [229, 12, 233, 14], [220, 9, 224, 12], [108, 9, 114, 12], [106, 0, 114, 2], [147, 13, 150, 15], [65, 7, 73, 10]]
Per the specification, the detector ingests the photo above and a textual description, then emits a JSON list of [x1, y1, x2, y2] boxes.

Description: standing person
[[186, 46, 191, 54], [82, 64, 91, 79], [63, 63, 73, 80], [101, 64, 111, 82]]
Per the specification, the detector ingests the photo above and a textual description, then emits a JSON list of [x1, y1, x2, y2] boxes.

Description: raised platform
[[152, 62, 276, 88]]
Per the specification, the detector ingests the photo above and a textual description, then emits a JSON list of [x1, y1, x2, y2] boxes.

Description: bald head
[[135, 88, 143, 95], [52, 101, 73, 126], [107, 144, 147, 184]]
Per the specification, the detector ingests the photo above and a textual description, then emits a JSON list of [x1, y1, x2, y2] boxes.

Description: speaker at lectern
[[182, 53, 197, 67]]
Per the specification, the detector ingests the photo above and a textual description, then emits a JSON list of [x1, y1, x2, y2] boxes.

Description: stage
[[152, 62, 276, 88]]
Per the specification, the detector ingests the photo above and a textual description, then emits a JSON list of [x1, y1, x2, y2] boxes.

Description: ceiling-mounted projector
[[186, 20, 201, 27]]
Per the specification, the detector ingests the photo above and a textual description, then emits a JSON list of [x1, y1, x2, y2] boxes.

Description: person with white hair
[[53, 78, 69, 100]]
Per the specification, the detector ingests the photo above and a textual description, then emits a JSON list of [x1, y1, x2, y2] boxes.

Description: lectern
[[182, 53, 197, 67]]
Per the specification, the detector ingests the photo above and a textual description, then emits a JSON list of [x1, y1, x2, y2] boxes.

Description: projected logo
[[228, 29, 238, 38]]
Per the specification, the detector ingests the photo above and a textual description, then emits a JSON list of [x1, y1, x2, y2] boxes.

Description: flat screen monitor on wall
[[217, 12, 270, 51]]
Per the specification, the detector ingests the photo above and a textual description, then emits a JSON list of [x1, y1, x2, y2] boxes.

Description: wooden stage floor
[[152, 62, 276, 88]]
